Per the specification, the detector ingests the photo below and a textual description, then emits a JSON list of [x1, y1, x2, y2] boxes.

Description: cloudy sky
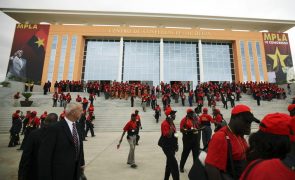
[[0, 0, 295, 82]]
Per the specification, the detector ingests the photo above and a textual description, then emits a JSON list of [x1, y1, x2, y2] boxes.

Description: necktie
[[72, 123, 79, 159]]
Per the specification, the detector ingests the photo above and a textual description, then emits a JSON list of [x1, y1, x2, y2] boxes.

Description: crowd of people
[[9, 80, 295, 180]]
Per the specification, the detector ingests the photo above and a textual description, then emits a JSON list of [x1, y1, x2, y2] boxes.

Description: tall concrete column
[[160, 38, 164, 84], [118, 37, 124, 82], [198, 39, 204, 83]]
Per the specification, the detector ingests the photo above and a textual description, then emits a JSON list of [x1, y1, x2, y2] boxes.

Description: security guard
[[179, 108, 201, 173]]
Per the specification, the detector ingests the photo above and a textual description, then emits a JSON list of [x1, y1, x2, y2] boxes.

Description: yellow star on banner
[[267, 47, 288, 69], [35, 37, 44, 47]]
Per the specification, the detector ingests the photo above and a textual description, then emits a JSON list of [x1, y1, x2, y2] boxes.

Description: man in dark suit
[[38, 102, 85, 180], [18, 113, 58, 180]]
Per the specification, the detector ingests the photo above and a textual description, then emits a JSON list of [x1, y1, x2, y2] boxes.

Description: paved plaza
[[0, 83, 292, 180]]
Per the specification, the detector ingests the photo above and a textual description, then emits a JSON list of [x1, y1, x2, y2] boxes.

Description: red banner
[[263, 32, 294, 83], [6, 24, 50, 84]]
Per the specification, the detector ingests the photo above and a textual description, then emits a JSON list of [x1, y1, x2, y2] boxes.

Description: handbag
[[188, 157, 208, 180], [188, 133, 236, 180], [158, 135, 164, 147]]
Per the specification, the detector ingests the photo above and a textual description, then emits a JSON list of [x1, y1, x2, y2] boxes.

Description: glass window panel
[[67, 36, 77, 80], [240, 41, 248, 82], [202, 42, 233, 82], [84, 40, 120, 81], [123, 40, 160, 85], [164, 41, 198, 84], [57, 35, 68, 81], [256, 42, 264, 81], [248, 41, 256, 81], [47, 35, 58, 82]]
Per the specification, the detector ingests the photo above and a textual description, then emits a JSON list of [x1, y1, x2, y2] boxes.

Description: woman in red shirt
[[240, 113, 294, 180], [159, 110, 179, 180]]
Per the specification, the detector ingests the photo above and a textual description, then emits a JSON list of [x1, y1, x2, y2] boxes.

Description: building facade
[[41, 25, 269, 87]]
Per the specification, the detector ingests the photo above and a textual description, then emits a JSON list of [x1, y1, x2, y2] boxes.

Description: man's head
[[203, 108, 208, 114], [131, 113, 136, 121], [15, 50, 23, 57], [65, 102, 83, 122], [288, 104, 295, 117], [166, 110, 177, 122], [229, 104, 260, 135], [43, 113, 58, 127], [186, 108, 194, 119], [31, 111, 37, 118], [135, 110, 139, 115]]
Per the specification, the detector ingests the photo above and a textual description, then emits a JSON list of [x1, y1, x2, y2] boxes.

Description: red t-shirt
[[205, 126, 248, 171], [240, 159, 295, 180], [199, 113, 213, 126], [213, 114, 223, 123], [161, 120, 176, 137], [180, 117, 197, 130], [123, 120, 137, 132]]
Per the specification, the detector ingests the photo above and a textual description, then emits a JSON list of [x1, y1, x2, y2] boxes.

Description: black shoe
[[127, 162, 132, 165], [92, 135, 96, 137], [130, 164, 137, 168], [136, 143, 139, 145], [180, 168, 184, 173], [16, 148, 23, 151]]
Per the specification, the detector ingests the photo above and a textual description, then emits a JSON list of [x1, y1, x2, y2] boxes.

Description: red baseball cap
[[288, 104, 295, 112], [187, 108, 194, 114], [231, 104, 260, 123], [31, 111, 37, 115], [203, 108, 208, 112], [260, 113, 291, 136], [165, 109, 177, 116], [290, 117, 295, 142], [231, 104, 251, 115]]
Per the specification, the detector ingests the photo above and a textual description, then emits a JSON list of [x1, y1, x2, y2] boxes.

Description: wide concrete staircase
[[0, 84, 292, 134]]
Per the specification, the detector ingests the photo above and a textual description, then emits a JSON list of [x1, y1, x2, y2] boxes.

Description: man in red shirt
[[213, 109, 224, 132], [179, 108, 200, 173], [199, 108, 213, 149], [8, 110, 22, 147], [118, 114, 138, 168], [205, 104, 260, 180]]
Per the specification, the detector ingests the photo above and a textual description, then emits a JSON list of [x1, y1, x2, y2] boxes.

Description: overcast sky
[[0, 0, 295, 82]]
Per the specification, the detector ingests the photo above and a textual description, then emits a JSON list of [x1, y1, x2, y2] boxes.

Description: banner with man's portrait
[[6, 24, 50, 84], [263, 32, 294, 83]]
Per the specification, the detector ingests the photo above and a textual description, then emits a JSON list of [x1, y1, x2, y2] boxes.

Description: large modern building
[[1, 0, 295, 87]]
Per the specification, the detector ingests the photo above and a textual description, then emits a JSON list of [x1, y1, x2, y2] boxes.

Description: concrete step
[[0, 89, 291, 133]]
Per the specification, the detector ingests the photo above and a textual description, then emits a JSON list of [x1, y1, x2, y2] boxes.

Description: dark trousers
[[223, 101, 228, 109], [180, 134, 201, 169], [257, 98, 261, 106], [230, 100, 235, 107], [202, 126, 212, 149], [8, 133, 19, 147], [151, 100, 156, 109], [162, 147, 179, 180], [131, 98, 134, 107], [181, 99, 185, 106], [86, 122, 95, 137]]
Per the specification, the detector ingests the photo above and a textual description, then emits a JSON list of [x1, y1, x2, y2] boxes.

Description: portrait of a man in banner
[[6, 24, 50, 84], [263, 32, 294, 83]]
